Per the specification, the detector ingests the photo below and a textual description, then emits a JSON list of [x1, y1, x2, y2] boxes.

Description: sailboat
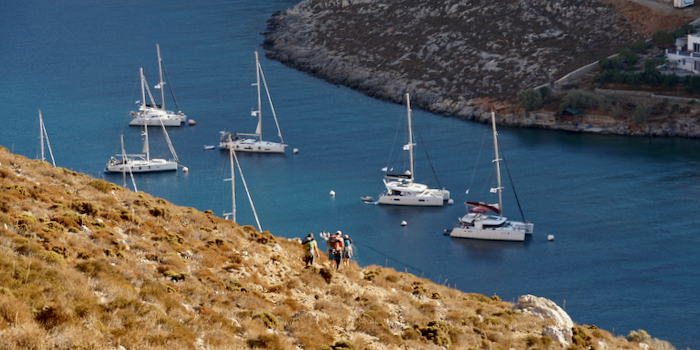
[[449, 112, 534, 241], [223, 147, 262, 232], [38, 109, 56, 167], [129, 44, 186, 127], [106, 110, 180, 173], [219, 51, 287, 153], [377, 93, 450, 206]]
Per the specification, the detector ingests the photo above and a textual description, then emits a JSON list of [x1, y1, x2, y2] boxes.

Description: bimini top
[[466, 201, 500, 215]]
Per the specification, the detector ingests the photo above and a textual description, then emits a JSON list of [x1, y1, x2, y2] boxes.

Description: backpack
[[302, 238, 314, 253], [329, 236, 343, 251]]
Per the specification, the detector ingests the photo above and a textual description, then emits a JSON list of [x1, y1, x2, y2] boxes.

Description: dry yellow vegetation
[[0, 146, 672, 350]]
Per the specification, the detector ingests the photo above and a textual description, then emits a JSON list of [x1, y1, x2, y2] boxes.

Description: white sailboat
[[450, 112, 534, 241], [106, 116, 180, 173], [219, 51, 287, 153], [377, 93, 450, 206], [223, 147, 262, 232], [38, 109, 56, 167], [129, 44, 186, 127]]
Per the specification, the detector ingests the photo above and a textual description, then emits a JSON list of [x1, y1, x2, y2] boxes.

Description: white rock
[[514, 294, 573, 345]]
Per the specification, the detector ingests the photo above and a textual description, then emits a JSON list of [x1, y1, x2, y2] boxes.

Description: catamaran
[[449, 112, 534, 241], [129, 44, 186, 127], [377, 93, 450, 206], [219, 51, 287, 153]]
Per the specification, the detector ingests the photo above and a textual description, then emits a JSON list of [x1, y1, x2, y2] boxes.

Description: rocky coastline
[[263, 0, 700, 137]]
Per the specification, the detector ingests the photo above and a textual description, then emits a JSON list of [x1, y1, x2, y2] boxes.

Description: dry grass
[[0, 147, 672, 350]]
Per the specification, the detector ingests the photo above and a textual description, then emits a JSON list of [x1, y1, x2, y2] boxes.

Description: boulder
[[513, 294, 573, 346]]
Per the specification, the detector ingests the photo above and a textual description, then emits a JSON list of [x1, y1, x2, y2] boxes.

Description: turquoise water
[[2, 0, 699, 348]]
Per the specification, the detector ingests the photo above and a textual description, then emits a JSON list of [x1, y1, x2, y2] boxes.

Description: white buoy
[[547, 234, 555, 241], [188, 119, 196, 126], [293, 148, 299, 154], [329, 190, 335, 196], [448, 199, 454, 205], [182, 167, 189, 173], [400, 220, 407, 226]]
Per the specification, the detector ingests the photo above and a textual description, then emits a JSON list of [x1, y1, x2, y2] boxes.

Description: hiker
[[301, 233, 319, 266], [320, 231, 331, 258], [342, 234, 353, 267], [328, 230, 344, 269]]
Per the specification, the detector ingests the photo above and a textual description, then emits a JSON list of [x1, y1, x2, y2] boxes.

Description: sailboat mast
[[157, 44, 165, 110], [140, 68, 146, 107], [39, 110, 44, 162], [142, 123, 150, 162], [38, 109, 56, 166], [406, 93, 414, 182], [491, 112, 503, 219], [224, 148, 236, 222], [253, 51, 262, 139]]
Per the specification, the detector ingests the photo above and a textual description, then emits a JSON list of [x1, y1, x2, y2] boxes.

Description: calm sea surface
[[1, 0, 699, 348]]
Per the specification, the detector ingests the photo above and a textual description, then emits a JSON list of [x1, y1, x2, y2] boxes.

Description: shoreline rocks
[[264, 0, 700, 138]]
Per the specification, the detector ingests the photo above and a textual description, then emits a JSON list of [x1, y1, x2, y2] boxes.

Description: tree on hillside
[[517, 88, 543, 114], [651, 30, 674, 48]]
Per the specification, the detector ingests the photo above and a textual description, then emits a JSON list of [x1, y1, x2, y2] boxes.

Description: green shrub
[[632, 104, 652, 124], [88, 179, 117, 193], [253, 312, 279, 329], [651, 30, 674, 48], [148, 206, 170, 220], [71, 201, 103, 216], [629, 40, 649, 53], [628, 329, 651, 343], [39, 250, 66, 268], [517, 88, 543, 111], [559, 89, 609, 111]]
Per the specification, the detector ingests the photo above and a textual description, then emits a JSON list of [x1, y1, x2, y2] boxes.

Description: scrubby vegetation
[[0, 146, 674, 349]]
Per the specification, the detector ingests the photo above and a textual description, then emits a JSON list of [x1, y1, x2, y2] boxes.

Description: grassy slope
[[0, 146, 666, 349]]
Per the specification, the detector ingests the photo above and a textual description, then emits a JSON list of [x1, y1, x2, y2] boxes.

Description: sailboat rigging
[[223, 148, 262, 232], [377, 93, 450, 206], [449, 112, 534, 241], [219, 51, 287, 153], [38, 109, 56, 167], [129, 44, 187, 127]]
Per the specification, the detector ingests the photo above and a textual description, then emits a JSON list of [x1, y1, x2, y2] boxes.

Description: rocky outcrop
[[264, 0, 640, 117], [264, 0, 700, 137], [513, 294, 574, 346]]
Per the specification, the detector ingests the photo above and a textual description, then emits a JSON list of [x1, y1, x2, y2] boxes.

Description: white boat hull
[[129, 110, 186, 126], [377, 193, 444, 206], [450, 221, 533, 241], [106, 159, 178, 173], [450, 226, 526, 241], [219, 139, 287, 153]]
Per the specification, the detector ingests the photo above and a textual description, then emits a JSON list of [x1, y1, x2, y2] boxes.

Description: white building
[[665, 33, 700, 73]]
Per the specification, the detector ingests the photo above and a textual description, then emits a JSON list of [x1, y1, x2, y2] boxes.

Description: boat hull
[[105, 160, 178, 173], [219, 139, 287, 153], [450, 226, 525, 241], [376, 194, 444, 206], [129, 116, 185, 126]]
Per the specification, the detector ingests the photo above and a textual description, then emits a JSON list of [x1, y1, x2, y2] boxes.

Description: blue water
[[2, 0, 699, 348]]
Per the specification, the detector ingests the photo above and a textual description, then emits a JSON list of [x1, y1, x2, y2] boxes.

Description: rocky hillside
[[0, 146, 673, 349], [262, 0, 695, 134]]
